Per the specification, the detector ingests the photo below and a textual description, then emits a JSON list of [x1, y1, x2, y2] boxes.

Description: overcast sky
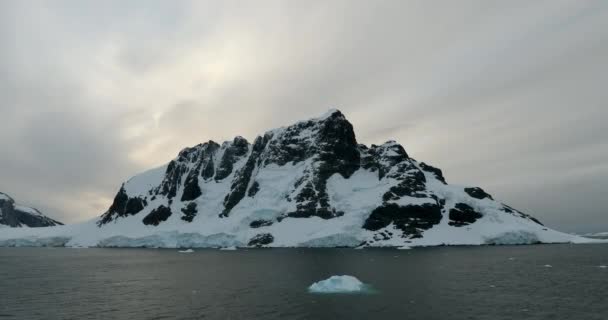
[[1, 0, 607, 233]]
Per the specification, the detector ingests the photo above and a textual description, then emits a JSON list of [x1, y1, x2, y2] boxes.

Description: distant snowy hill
[[0, 110, 598, 247], [583, 232, 608, 240], [0, 192, 62, 228]]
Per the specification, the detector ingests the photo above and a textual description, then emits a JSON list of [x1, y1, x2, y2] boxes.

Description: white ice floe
[[308, 275, 368, 294], [178, 249, 194, 253], [220, 246, 237, 251], [544, 264, 552, 268], [598, 265, 607, 269]]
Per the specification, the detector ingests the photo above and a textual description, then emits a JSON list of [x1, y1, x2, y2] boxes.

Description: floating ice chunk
[[178, 249, 194, 253], [544, 264, 552, 268], [508, 257, 515, 261], [308, 275, 368, 294], [220, 246, 237, 251], [398, 246, 412, 250], [599, 265, 607, 269]]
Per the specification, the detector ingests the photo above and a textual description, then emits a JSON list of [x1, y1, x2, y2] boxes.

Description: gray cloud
[[0, 0, 607, 233]]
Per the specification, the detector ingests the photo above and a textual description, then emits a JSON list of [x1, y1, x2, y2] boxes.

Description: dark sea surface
[[1, 244, 607, 320]]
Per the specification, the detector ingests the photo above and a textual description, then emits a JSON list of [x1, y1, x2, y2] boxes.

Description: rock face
[[95, 109, 549, 247], [0, 193, 62, 227]]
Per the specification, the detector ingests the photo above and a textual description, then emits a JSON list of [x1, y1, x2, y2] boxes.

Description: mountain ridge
[[0, 192, 63, 228], [0, 109, 595, 248], [89, 109, 562, 247]]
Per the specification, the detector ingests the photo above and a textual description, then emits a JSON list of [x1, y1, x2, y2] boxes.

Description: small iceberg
[[599, 265, 607, 269], [220, 246, 237, 251], [178, 249, 194, 253], [308, 275, 370, 294], [544, 264, 552, 268]]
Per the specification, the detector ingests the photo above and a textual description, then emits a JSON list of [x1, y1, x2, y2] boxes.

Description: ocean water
[[0, 244, 607, 320]]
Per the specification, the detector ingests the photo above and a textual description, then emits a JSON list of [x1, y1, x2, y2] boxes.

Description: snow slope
[[0, 110, 601, 248]]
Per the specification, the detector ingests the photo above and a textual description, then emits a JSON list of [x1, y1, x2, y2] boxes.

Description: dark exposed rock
[[157, 160, 185, 199], [285, 206, 344, 220], [247, 181, 260, 197], [126, 198, 147, 215], [285, 179, 346, 219], [201, 141, 220, 180], [361, 141, 409, 180], [181, 202, 198, 222], [219, 110, 361, 220], [528, 217, 543, 226], [100, 142, 223, 225], [181, 173, 202, 201], [215, 136, 249, 181], [201, 157, 216, 180], [0, 192, 63, 227], [448, 203, 483, 227], [142, 205, 172, 226], [249, 219, 273, 228], [103, 186, 129, 219], [98, 186, 146, 225], [464, 187, 494, 200], [282, 111, 360, 219], [419, 162, 447, 184], [501, 205, 543, 226], [382, 169, 428, 201], [221, 136, 268, 217], [363, 203, 443, 238], [179, 142, 221, 201], [373, 230, 394, 241], [248, 233, 274, 247], [153, 142, 221, 201]]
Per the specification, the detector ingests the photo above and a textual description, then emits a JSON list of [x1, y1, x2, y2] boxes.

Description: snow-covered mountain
[[0, 192, 62, 228], [0, 110, 597, 248]]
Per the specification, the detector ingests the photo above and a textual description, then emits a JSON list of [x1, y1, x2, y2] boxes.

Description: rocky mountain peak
[[0, 192, 62, 227], [95, 109, 547, 248]]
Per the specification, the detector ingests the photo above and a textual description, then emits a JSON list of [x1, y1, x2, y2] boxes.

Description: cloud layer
[[1, 0, 607, 233]]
